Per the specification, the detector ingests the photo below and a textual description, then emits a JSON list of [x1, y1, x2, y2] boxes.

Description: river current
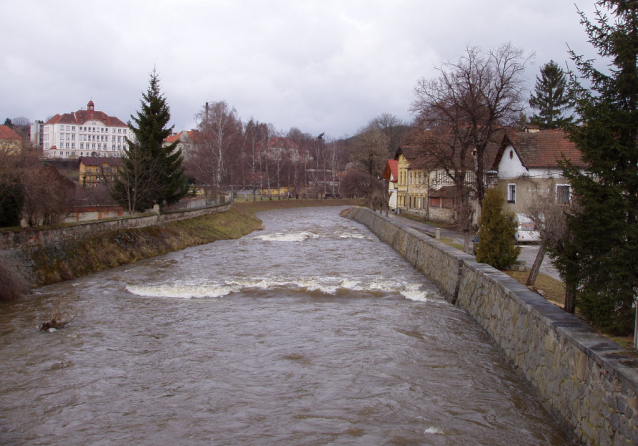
[[0, 206, 571, 445]]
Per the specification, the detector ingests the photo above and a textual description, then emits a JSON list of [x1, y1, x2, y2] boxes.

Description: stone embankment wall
[[0, 204, 231, 252], [346, 207, 638, 446]]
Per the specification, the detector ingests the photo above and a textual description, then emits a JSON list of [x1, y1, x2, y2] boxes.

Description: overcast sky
[[1, 0, 600, 138]]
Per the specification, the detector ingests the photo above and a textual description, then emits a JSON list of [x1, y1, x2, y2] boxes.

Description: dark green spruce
[[111, 69, 189, 212], [529, 60, 573, 129], [557, 1, 638, 334]]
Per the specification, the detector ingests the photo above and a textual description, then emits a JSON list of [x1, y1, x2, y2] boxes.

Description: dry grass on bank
[[232, 198, 365, 214], [504, 270, 634, 349], [504, 270, 566, 307]]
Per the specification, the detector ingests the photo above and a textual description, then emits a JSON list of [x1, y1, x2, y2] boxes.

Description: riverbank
[[2, 207, 261, 290]]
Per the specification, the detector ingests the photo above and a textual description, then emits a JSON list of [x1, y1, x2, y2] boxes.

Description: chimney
[[205, 102, 209, 121]]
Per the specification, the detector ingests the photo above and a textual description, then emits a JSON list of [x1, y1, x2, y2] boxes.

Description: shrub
[[476, 188, 520, 269]]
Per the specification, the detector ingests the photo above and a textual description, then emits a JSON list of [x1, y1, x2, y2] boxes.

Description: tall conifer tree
[[557, 1, 638, 334], [112, 69, 188, 212], [529, 60, 573, 129]]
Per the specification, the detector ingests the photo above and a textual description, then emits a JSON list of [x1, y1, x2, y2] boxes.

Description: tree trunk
[[526, 244, 546, 286], [464, 230, 471, 254], [564, 284, 575, 314]]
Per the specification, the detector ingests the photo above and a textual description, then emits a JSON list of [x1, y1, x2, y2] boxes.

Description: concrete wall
[[346, 207, 638, 446]]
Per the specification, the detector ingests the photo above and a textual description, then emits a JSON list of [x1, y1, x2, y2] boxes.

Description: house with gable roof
[[382, 159, 398, 211], [163, 129, 199, 160], [491, 128, 586, 215], [0, 125, 23, 154]]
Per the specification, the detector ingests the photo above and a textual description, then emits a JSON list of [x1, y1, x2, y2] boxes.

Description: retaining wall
[[0, 204, 232, 283], [346, 207, 638, 446], [0, 204, 231, 252]]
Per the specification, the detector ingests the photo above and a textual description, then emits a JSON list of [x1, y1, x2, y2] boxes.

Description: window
[[72, 126, 75, 131], [556, 184, 571, 204], [507, 184, 516, 203]]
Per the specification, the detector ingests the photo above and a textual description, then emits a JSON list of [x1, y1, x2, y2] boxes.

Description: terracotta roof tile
[[0, 125, 22, 140], [44, 103, 127, 128], [79, 156, 123, 167], [383, 159, 398, 181], [492, 129, 585, 169]]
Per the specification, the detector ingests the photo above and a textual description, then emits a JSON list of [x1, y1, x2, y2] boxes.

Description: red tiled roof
[[79, 156, 124, 167], [396, 128, 505, 171], [44, 101, 127, 128], [382, 159, 398, 182], [0, 125, 22, 140], [164, 130, 199, 144], [492, 129, 585, 170]]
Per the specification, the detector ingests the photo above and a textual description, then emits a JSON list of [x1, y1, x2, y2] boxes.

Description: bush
[[476, 188, 520, 269]]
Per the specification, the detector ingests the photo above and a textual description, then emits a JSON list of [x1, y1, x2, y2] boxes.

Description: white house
[[42, 100, 131, 159], [491, 128, 586, 214], [382, 159, 399, 211]]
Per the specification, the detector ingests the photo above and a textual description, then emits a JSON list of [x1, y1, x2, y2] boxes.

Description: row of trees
[[0, 146, 76, 227]]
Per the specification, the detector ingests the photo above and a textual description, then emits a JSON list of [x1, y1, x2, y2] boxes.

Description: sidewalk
[[386, 212, 470, 246], [384, 211, 561, 281]]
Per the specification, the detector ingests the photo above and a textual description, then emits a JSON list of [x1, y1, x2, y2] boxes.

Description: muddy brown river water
[[0, 206, 571, 445]]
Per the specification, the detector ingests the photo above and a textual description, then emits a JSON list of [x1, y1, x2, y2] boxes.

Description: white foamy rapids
[[253, 231, 319, 242], [424, 426, 444, 435], [336, 231, 368, 239], [400, 283, 429, 302], [126, 277, 430, 300], [126, 283, 241, 299]]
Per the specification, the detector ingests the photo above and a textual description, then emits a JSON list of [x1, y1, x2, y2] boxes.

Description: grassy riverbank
[[30, 207, 262, 287]]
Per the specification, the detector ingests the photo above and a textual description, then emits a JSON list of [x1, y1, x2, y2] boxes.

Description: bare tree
[[22, 166, 75, 226], [525, 189, 578, 313], [363, 113, 409, 154], [189, 101, 242, 201], [243, 119, 269, 200], [411, 43, 531, 206], [349, 130, 390, 177]]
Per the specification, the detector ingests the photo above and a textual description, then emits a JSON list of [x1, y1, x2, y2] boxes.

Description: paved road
[[385, 212, 562, 281]]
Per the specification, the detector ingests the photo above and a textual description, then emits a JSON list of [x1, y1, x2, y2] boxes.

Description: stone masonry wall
[[0, 204, 231, 252], [346, 207, 638, 446]]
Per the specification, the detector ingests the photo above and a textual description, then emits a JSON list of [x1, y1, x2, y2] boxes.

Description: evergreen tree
[[112, 69, 188, 212], [529, 60, 573, 129], [557, 1, 638, 335], [476, 187, 520, 270]]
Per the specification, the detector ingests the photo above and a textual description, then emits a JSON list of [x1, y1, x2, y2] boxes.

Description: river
[[0, 206, 571, 445]]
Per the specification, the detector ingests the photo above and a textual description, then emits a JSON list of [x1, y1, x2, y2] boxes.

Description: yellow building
[[394, 147, 429, 211], [79, 156, 123, 188], [0, 125, 23, 154]]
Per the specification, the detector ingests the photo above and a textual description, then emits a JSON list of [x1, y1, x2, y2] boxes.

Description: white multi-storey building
[[42, 100, 132, 159]]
